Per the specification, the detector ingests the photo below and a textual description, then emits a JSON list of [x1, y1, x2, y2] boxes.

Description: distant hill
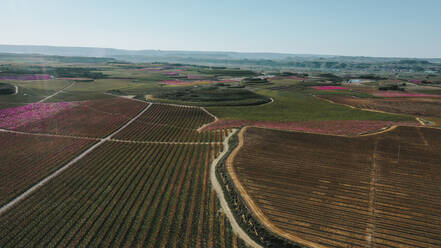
[[0, 44, 340, 60], [0, 45, 440, 73], [0, 52, 118, 64]]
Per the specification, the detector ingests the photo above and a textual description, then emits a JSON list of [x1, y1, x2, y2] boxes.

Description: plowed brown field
[[231, 126, 441, 248]]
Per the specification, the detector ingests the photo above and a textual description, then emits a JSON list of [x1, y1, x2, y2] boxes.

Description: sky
[[1, 0, 441, 58]]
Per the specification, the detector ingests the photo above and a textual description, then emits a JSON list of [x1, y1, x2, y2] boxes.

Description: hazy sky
[[1, 0, 440, 57]]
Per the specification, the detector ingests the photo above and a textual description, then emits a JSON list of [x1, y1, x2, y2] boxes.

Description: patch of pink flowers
[[0, 74, 53, 80], [374, 92, 441, 98], [311, 86, 347, 90], [163, 71, 179, 76], [408, 79, 422, 84], [0, 102, 79, 130], [202, 119, 420, 136]]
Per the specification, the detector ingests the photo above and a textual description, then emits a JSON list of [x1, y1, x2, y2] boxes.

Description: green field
[[208, 89, 415, 122], [12, 79, 72, 91], [150, 85, 271, 106]]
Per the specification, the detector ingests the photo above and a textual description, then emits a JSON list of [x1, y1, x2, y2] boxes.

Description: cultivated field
[[230, 126, 441, 248], [0, 141, 248, 248], [0, 98, 248, 248], [0, 132, 94, 206], [208, 90, 414, 123], [114, 104, 226, 142], [202, 119, 419, 136], [319, 95, 441, 118], [0, 97, 147, 137], [2, 57, 440, 247]]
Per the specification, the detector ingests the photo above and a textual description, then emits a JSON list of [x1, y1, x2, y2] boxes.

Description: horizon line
[[0, 43, 440, 60]]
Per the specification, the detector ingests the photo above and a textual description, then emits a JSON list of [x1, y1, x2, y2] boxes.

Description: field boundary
[[38, 81, 76, 102], [0, 129, 224, 145], [104, 92, 147, 103], [109, 139, 222, 145], [0, 102, 152, 215], [206, 122, 401, 139], [197, 106, 219, 132], [109, 92, 221, 133], [0, 128, 101, 141]]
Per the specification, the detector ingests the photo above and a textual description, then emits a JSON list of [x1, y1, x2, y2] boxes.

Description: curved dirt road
[[209, 128, 263, 248]]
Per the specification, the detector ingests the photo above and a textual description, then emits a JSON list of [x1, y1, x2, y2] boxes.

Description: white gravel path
[[209, 128, 263, 248], [38, 82, 76, 102]]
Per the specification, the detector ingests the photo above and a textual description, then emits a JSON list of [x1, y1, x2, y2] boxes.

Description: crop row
[[232, 126, 441, 248], [114, 104, 228, 142], [0, 141, 246, 247], [0, 132, 94, 207]]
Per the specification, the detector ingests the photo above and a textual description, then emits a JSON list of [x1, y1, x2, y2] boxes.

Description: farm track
[[243, 123, 400, 138], [0, 128, 101, 141], [416, 117, 427, 126], [0, 128, 223, 145], [210, 129, 263, 248], [38, 81, 76, 102], [197, 106, 219, 132]]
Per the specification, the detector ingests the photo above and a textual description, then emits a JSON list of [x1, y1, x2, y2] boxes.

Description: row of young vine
[[0, 140, 248, 247], [114, 104, 227, 142]]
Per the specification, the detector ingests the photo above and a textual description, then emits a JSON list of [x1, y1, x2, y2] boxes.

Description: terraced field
[[230, 126, 441, 248], [0, 132, 94, 206]]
